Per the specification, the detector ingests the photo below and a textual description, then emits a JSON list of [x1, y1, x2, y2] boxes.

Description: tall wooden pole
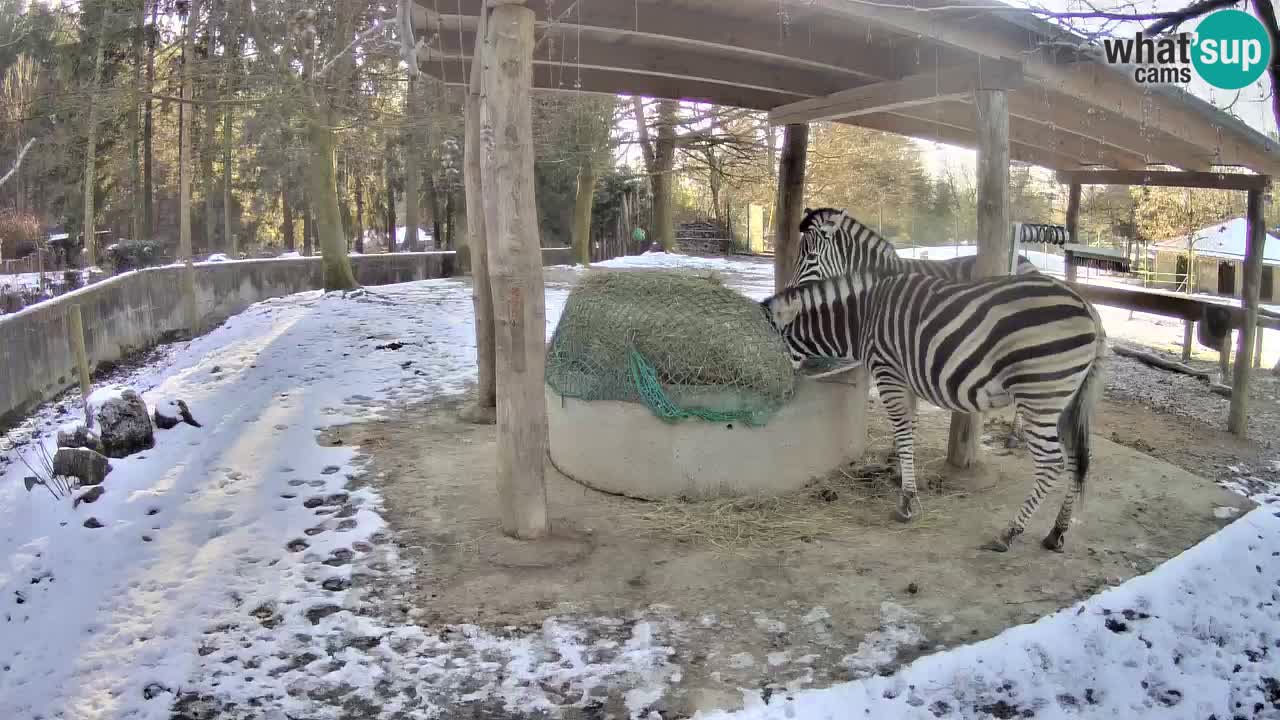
[[773, 123, 808, 293], [1064, 182, 1081, 283], [947, 88, 1010, 469], [464, 6, 496, 418], [1229, 187, 1267, 436], [481, 0, 549, 540]]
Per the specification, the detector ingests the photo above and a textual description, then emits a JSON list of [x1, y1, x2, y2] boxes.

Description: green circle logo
[[1192, 9, 1273, 90]]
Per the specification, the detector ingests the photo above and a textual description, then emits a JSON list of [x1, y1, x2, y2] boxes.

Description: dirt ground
[[334, 392, 1253, 717]]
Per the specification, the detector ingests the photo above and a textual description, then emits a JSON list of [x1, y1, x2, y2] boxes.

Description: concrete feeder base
[[545, 372, 868, 500]]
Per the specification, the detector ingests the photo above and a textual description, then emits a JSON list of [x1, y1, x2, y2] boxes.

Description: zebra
[[761, 269, 1106, 553], [787, 207, 1039, 288], [788, 206, 1041, 447]]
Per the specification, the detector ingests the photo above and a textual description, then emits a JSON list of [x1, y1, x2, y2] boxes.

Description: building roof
[[415, 0, 1280, 175], [1152, 218, 1280, 264]]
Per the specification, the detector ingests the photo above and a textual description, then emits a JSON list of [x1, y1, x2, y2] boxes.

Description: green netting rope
[[626, 349, 769, 427]]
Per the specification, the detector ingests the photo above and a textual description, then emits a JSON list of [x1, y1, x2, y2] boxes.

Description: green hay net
[[545, 270, 796, 427]]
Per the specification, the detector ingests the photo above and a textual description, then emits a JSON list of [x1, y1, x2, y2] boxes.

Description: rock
[[83, 517, 104, 529], [53, 447, 111, 486], [73, 485, 105, 508], [56, 423, 105, 454], [154, 399, 202, 430], [95, 390, 154, 458]]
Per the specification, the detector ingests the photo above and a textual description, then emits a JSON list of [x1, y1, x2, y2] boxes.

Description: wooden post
[[67, 304, 92, 427], [773, 123, 808, 293], [1255, 327, 1264, 369], [1064, 182, 1081, 283], [947, 88, 1009, 470], [1182, 321, 1194, 363], [463, 6, 496, 418], [480, 0, 549, 540], [1228, 187, 1267, 436]]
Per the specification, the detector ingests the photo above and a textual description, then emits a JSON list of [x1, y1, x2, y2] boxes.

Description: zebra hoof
[[981, 537, 1010, 552], [1041, 530, 1066, 553], [894, 495, 920, 523]]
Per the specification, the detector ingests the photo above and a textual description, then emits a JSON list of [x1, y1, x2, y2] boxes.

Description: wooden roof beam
[[1006, 89, 1217, 171], [418, 58, 801, 110], [768, 59, 1022, 125], [897, 100, 1149, 170], [1056, 169, 1272, 191], [429, 29, 855, 100], [844, 113, 1084, 171], [805, 0, 1280, 175], [420, 3, 897, 84]]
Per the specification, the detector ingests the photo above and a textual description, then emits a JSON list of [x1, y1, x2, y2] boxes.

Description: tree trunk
[[443, 189, 455, 250], [200, 14, 216, 254], [308, 118, 359, 291], [143, 0, 157, 239], [130, 0, 146, 240], [402, 75, 420, 252], [354, 179, 364, 254], [178, 0, 202, 266], [302, 194, 313, 256], [281, 191, 294, 251], [652, 99, 678, 252], [83, 8, 110, 268], [464, 5, 496, 415], [426, 173, 443, 251], [222, 0, 237, 255], [480, 2, 549, 539], [572, 156, 596, 266]]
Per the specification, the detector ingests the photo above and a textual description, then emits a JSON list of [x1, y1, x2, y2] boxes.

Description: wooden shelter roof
[[412, 0, 1280, 176]]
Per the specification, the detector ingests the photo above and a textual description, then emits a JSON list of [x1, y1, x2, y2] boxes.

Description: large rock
[[53, 447, 111, 487], [57, 422, 105, 455], [94, 389, 155, 458], [154, 399, 202, 430]]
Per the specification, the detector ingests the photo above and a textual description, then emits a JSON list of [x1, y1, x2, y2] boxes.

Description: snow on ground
[[0, 251, 1277, 720], [703, 505, 1280, 720]]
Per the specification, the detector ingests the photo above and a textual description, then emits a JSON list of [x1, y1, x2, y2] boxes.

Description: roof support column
[[774, 123, 809, 293], [947, 88, 1010, 470], [462, 4, 496, 421], [1064, 182, 1081, 283], [1229, 185, 1269, 436], [481, 0, 549, 539]]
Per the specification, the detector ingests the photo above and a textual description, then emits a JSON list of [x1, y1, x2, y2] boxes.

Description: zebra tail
[[1061, 322, 1107, 512]]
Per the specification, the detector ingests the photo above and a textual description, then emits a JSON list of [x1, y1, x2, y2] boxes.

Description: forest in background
[[0, 0, 1278, 274]]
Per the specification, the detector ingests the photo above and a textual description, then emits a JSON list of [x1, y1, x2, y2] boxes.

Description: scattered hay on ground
[[623, 434, 961, 554]]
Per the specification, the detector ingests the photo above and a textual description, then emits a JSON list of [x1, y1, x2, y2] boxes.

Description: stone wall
[[1, 248, 575, 429]]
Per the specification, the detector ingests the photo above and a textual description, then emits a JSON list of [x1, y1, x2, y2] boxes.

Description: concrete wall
[[1, 248, 576, 430]]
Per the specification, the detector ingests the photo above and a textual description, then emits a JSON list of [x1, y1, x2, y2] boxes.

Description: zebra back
[[790, 206, 1039, 287], [763, 271, 1102, 412]]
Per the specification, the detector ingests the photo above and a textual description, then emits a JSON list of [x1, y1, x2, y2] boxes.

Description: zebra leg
[[877, 375, 921, 522], [983, 414, 1063, 552], [1042, 451, 1079, 552]]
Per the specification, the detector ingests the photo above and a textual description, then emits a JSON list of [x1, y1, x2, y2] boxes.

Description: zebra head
[[761, 287, 811, 368], [788, 207, 848, 287], [789, 207, 900, 287], [761, 274, 869, 369]]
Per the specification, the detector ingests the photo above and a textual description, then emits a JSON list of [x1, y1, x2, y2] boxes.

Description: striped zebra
[[787, 207, 1039, 287], [761, 270, 1106, 552], [788, 206, 1040, 446]]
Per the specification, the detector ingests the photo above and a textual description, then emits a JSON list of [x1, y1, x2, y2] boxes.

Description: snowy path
[[0, 253, 1276, 720]]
